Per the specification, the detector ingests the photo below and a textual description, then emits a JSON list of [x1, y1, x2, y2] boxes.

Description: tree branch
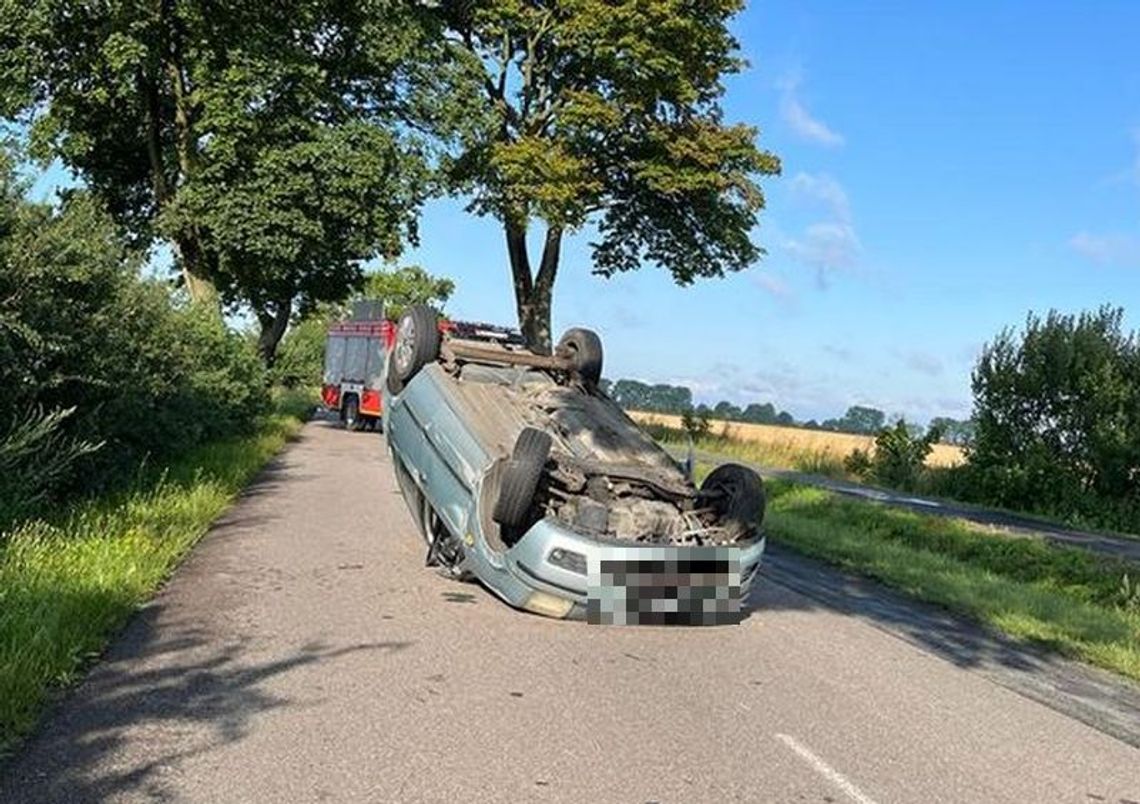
[[138, 69, 170, 206], [535, 225, 562, 294]]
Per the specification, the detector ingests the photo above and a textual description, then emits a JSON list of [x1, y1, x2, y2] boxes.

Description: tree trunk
[[155, 0, 215, 305], [256, 298, 293, 367], [140, 65, 216, 305], [505, 223, 562, 354], [172, 234, 217, 304]]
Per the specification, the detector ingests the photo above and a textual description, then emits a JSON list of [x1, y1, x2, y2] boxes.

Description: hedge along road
[[2, 419, 1139, 803]]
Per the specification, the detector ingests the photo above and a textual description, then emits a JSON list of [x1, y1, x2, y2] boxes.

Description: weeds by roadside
[[0, 395, 311, 756]]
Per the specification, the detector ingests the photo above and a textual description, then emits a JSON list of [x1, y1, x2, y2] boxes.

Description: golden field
[[629, 411, 966, 468]]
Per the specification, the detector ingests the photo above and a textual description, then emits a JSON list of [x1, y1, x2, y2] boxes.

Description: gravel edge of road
[[761, 544, 1140, 749]]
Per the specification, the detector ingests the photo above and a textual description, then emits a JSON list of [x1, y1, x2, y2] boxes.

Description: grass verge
[[758, 477, 1140, 682], [0, 389, 313, 755]]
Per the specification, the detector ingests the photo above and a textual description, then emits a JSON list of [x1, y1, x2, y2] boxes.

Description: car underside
[[382, 306, 767, 623]]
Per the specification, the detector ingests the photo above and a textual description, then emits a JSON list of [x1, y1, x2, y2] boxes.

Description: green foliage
[[821, 405, 886, 435], [0, 408, 102, 530], [0, 1, 436, 359], [271, 263, 456, 389], [0, 164, 267, 518], [1120, 574, 1140, 614], [680, 407, 712, 440], [968, 306, 1140, 527], [929, 416, 975, 446], [361, 264, 455, 321], [764, 480, 1140, 681], [611, 379, 693, 413], [865, 419, 942, 490], [272, 315, 331, 390], [435, 0, 780, 347], [843, 447, 873, 477]]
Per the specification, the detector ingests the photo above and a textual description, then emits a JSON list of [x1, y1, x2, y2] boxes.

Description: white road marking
[[901, 496, 942, 508], [774, 733, 880, 804]]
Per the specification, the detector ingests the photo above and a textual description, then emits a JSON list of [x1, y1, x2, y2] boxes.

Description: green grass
[[0, 393, 312, 755], [756, 476, 1140, 681]]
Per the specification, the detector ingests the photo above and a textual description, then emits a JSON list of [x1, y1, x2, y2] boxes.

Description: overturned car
[[382, 305, 767, 624]]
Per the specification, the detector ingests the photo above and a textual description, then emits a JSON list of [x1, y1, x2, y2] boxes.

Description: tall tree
[[361, 264, 456, 320], [437, 1, 780, 350], [0, 1, 435, 362], [971, 306, 1140, 513]]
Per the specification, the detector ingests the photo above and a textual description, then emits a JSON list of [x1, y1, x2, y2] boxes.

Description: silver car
[[382, 306, 767, 624]]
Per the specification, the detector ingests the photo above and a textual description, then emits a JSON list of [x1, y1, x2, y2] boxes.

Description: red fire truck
[[320, 302, 396, 430]]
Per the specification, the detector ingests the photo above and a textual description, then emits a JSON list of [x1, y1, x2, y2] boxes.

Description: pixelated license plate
[[587, 546, 742, 626]]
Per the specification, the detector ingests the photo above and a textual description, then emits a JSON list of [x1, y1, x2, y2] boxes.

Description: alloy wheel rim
[[395, 316, 416, 374]]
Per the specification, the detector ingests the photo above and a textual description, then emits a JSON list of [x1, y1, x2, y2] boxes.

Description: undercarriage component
[[493, 428, 554, 541], [698, 464, 766, 538], [424, 499, 467, 579]]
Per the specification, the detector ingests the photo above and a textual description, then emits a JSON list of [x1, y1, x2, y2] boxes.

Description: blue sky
[[402, 1, 1140, 423], [24, 2, 1140, 424]]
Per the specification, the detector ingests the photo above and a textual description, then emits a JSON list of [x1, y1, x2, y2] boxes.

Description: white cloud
[[1068, 231, 1140, 267], [751, 271, 794, 300], [778, 75, 844, 147], [784, 222, 861, 277], [789, 172, 851, 223]]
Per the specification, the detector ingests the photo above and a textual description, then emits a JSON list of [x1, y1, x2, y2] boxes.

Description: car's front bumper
[[499, 518, 766, 624]]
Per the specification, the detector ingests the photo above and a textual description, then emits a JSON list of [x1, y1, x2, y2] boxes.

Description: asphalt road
[[4, 420, 1140, 803]]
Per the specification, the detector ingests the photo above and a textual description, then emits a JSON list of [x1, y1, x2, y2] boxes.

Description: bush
[[868, 420, 941, 491], [680, 407, 712, 440], [968, 306, 1140, 529], [271, 315, 328, 389], [0, 407, 102, 531], [844, 447, 873, 478], [0, 182, 267, 520]]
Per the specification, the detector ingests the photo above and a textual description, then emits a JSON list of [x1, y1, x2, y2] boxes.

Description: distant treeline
[[598, 378, 974, 445]]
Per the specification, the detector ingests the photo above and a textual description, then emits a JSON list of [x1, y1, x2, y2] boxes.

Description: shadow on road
[[0, 603, 412, 803], [750, 546, 1140, 748]]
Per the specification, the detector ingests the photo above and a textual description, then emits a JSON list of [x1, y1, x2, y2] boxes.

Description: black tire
[[556, 328, 603, 387], [343, 395, 360, 430], [392, 304, 441, 382], [386, 363, 404, 395], [700, 463, 766, 530], [492, 427, 553, 528]]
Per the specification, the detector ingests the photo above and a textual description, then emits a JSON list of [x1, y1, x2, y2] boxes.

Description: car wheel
[[556, 327, 603, 388], [492, 427, 553, 529], [393, 304, 441, 382], [344, 396, 360, 430], [386, 363, 404, 395], [699, 463, 766, 532]]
